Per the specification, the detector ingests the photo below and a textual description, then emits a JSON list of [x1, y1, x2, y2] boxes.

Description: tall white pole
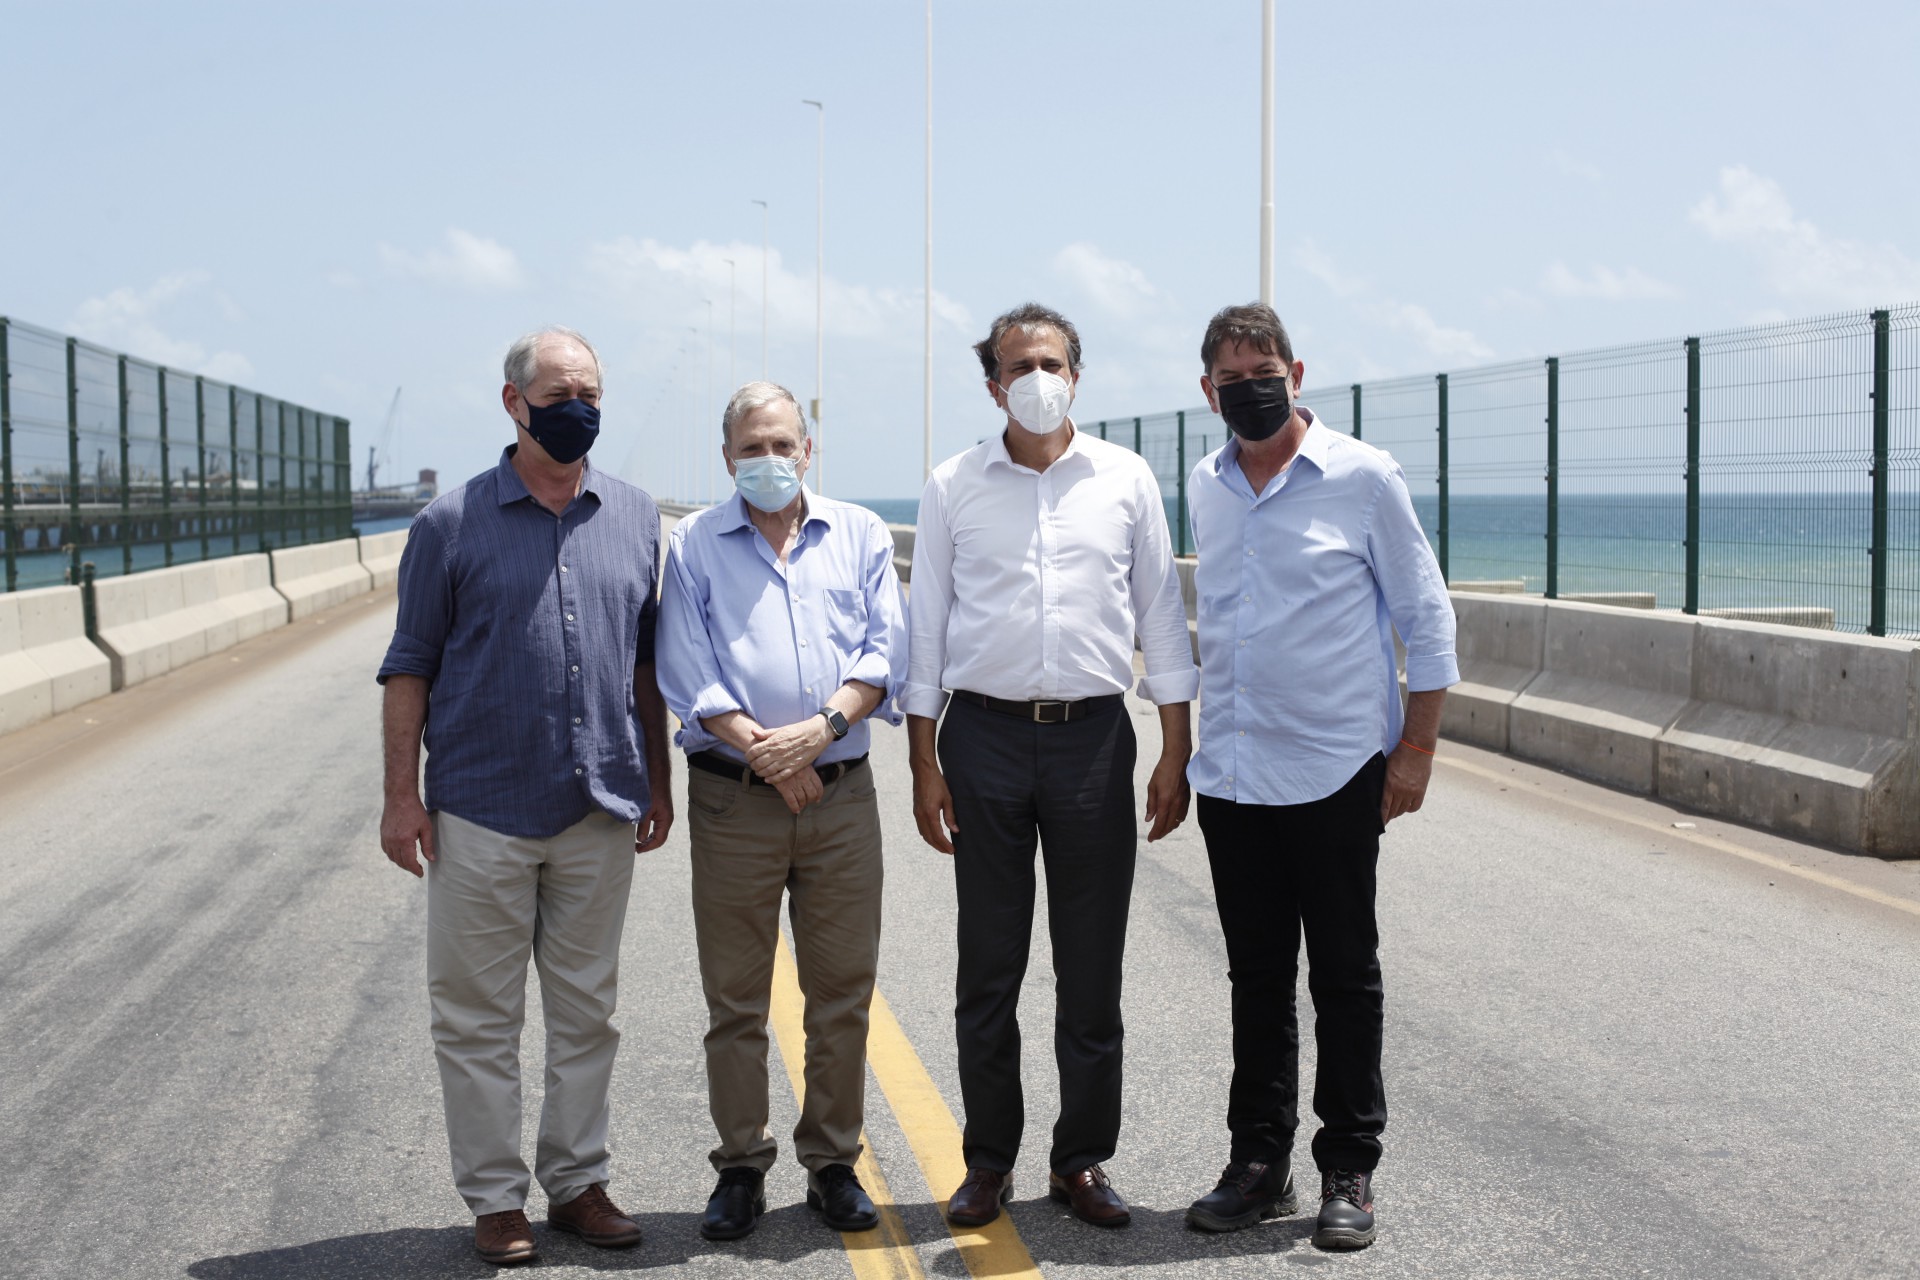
[[803, 98, 825, 496], [704, 302, 714, 503], [752, 199, 769, 379], [1259, 0, 1275, 305], [924, 0, 934, 482], [725, 258, 737, 392]]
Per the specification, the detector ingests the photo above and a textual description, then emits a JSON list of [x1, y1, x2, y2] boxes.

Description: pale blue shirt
[[657, 488, 907, 765], [1186, 412, 1458, 806]]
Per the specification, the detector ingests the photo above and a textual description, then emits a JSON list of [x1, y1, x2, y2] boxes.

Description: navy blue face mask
[[1214, 375, 1294, 442], [523, 396, 601, 464]]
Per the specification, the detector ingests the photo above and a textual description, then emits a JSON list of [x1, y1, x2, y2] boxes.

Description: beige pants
[[427, 809, 635, 1215], [688, 761, 883, 1174]]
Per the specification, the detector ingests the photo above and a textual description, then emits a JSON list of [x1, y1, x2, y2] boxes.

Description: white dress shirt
[[1186, 412, 1459, 806], [902, 424, 1199, 718]]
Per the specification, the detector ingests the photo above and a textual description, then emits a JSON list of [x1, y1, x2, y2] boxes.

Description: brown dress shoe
[[474, 1208, 538, 1265], [946, 1168, 1014, 1226], [548, 1183, 643, 1249], [1049, 1163, 1131, 1228]]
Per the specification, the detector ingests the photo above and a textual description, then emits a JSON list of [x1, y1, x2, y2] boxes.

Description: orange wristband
[[1398, 738, 1434, 756]]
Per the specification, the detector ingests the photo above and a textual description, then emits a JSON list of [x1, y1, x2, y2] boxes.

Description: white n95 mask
[[1002, 369, 1073, 435]]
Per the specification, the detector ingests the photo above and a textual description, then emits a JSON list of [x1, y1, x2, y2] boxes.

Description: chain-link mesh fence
[[2, 316, 352, 592]]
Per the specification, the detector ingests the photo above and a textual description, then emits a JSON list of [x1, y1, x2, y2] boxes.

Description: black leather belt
[[688, 750, 868, 787], [952, 689, 1123, 724]]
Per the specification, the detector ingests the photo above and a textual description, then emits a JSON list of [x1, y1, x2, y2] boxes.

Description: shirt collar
[[716, 486, 833, 535], [495, 444, 604, 507], [1210, 406, 1326, 480], [982, 420, 1088, 474]]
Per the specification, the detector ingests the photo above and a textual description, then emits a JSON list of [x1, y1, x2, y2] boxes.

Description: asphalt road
[[2, 584, 1917, 1280]]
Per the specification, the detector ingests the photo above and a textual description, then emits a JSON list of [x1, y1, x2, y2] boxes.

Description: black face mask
[[1214, 376, 1294, 442], [524, 396, 601, 464]]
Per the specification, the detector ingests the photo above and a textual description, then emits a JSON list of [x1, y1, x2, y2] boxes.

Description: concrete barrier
[[1507, 601, 1696, 793], [1659, 619, 1919, 854], [271, 539, 373, 620], [1560, 592, 1657, 609], [1700, 605, 1835, 630], [1452, 579, 1527, 595], [91, 556, 287, 689], [1443, 592, 1546, 752], [887, 523, 916, 583], [359, 530, 410, 589], [0, 585, 112, 733]]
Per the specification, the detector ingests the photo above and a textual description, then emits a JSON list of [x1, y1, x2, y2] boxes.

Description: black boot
[[1313, 1169, 1375, 1250], [807, 1163, 880, 1231], [1185, 1160, 1298, 1232], [700, 1167, 766, 1241]]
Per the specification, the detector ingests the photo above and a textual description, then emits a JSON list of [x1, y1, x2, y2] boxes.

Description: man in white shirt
[[904, 303, 1199, 1230], [1179, 302, 1457, 1252]]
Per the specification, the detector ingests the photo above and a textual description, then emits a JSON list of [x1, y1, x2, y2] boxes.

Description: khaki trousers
[[427, 809, 635, 1215], [688, 760, 883, 1174]]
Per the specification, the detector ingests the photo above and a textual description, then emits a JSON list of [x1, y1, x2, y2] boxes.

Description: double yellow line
[[769, 936, 1044, 1280]]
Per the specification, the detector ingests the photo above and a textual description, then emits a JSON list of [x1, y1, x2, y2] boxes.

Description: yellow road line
[[863, 988, 1046, 1280], [770, 935, 927, 1280], [1440, 754, 1920, 919]]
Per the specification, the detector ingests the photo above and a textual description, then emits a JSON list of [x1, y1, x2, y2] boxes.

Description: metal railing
[[1089, 303, 1920, 638], [1, 315, 353, 593]]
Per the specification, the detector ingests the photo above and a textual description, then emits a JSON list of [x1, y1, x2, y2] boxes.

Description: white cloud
[[1549, 148, 1603, 183], [1376, 301, 1495, 361], [1052, 242, 1158, 319], [1295, 240, 1367, 298], [378, 228, 528, 291], [67, 272, 256, 382], [1542, 261, 1680, 300], [1689, 165, 1920, 305]]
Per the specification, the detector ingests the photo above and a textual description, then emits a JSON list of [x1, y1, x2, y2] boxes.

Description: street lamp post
[[802, 98, 824, 496], [724, 257, 737, 394], [1259, 0, 1275, 304], [751, 199, 769, 380], [704, 301, 715, 504], [924, 0, 934, 482]]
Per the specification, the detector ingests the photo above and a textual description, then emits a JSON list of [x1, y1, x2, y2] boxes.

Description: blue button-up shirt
[[657, 489, 906, 764], [1186, 412, 1458, 807], [377, 446, 661, 838]]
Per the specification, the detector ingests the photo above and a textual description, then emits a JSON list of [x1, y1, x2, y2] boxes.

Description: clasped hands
[[745, 715, 834, 815]]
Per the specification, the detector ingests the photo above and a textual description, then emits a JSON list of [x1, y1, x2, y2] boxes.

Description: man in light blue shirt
[[656, 380, 907, 1244], [1180, 304, 1457, 1252]]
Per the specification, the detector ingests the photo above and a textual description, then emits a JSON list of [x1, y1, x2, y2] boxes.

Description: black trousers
[[938, 695, 1138, 1175], [1195, 753, 1388, 1174]]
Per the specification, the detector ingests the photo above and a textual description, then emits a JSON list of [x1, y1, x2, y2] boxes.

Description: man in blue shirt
[[1180, 304, 1457, 1251], [377, 326, 672, 1266], [656, 381, 907, 1243]]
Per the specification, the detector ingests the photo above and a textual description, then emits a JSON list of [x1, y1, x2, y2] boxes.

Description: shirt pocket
[[823, 588, 869, 653]]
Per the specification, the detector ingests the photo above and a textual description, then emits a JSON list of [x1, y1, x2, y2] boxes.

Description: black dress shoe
[[700, 1167, 766, 1241], [1047, 1163, 1131, 1228], [807, 1163, 880, 1231], [946, 1168, 1013, 1226], [1313, 1169, 1376, 1250], [1185, 1160, 1298, 1232]]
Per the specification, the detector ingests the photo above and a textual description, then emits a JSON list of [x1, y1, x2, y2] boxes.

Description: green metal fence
[[0, 315, 353, 593], [1089, 303, 1920, 638]]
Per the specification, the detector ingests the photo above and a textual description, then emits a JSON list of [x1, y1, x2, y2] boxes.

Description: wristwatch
[[819, 708, 850, 740]]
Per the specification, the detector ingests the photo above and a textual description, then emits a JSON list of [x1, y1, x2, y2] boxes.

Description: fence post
[[1351, 382, 1362, 441], [229, 385, 242, 558], [0, 317, 14, 592], [277, 400, 289, 549], [1870, 309, 1890, 637], [1684, 337, 1701, 616], [1176, 410, 1188, 556], [1132, 415, 1142, 455], [79, 559, 97, 639], [1435, 372, 1449, 580], [255, 394, 268, 552], [196, 377, 209, 560], [1545, 356, 1560, 599], [1097, 419, 1107, 441], [65, 339, 83, 562], [116, 356, 131, 576], [158, 366, 174, 567]]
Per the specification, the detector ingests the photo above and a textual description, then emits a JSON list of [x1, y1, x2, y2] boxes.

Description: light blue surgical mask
[[733, 454, 804, 512]]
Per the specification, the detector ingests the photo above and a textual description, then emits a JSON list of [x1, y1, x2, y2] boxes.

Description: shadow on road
[[925, 1200, 1323, 1275]]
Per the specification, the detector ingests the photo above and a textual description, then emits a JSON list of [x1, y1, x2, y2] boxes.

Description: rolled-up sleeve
[[901, 471, 953, 718], [843, 517, 908, 725], [655, 528, 744, 752], [377, 513, 450, 684], [1128, 467, 1201, 705], [1369, 465, 1459, 692]]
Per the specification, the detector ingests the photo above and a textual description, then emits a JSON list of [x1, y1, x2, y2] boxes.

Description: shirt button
[[560, 565, 569, 573], [573, 716, 582, 725], [799, 639, 808, 647], [1239, 685, 1247, 692], [1238, 730, 1246, 736], [571, 664, 580, 673], [574, 767, 584, 776], [1243, 594, 1252, 602], [1239, 640, 1247, 648]]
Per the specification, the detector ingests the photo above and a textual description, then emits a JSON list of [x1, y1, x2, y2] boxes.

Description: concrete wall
[[0, 586, 113, 734], [1444, 593, 1546, 752], [359, 529, 410, 589], [271, 539, 374, 620], [91, 556, 288, 690]]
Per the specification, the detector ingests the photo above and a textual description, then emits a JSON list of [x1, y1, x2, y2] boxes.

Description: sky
[[3, 0, 1918, 501]]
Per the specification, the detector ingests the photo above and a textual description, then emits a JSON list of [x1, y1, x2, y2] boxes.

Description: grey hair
[[720, 380, 807, 446], [503, 326, 603, 391]]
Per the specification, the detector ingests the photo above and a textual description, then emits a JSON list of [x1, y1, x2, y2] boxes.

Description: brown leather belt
[[688, 750, 869, 787], [952, 689, 1123, 724]]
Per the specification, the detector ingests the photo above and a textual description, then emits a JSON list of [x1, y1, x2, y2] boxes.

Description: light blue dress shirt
[[657, 489, 907, 765], [1186, 412, 1459, 807]]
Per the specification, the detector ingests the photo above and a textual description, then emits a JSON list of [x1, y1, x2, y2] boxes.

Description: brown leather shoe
[[548, 1183, 643, 1249], [1049, 1163, 1131, 1228], [474, 1208, 537, 1265], [946, 1168, 1014, 1226]]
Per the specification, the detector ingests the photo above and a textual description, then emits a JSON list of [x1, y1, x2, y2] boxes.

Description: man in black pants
[[902, 303, 1198, 1229], [1180, 303, 1457, 1250]]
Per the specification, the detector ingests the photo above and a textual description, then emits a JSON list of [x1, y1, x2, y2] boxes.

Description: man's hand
[[1380, 745, 1434, 826], [636, 776, 675, 852], [1143, 750, 1191, 842], [381, 793, 435, 877], [912, 763, 959, 854], [772, 765, 825, 816], [745, 717, 832, 784]]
